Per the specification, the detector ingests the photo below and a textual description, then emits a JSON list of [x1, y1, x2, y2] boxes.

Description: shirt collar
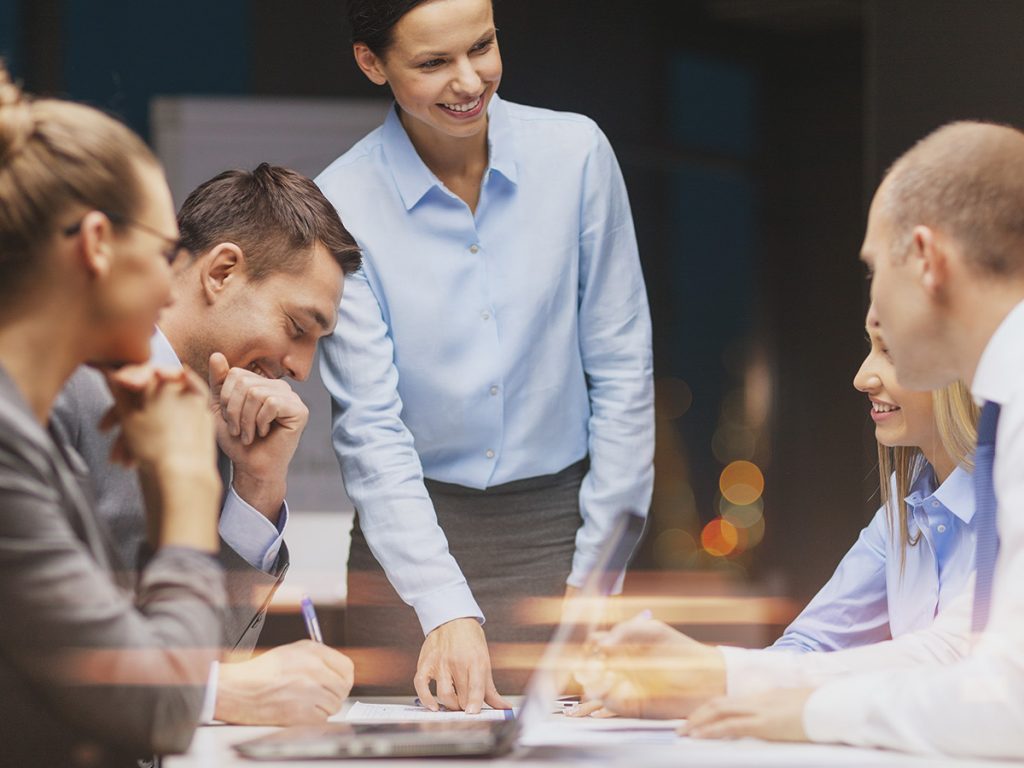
[[381, 93, 518, 212], [486, 94, 519, 187], [0, 363, 47, 450], [927, 463, 976, 524], [0, 363, 87, 476], [150, 326, 181, 368], [972, 299, 1024, 406]]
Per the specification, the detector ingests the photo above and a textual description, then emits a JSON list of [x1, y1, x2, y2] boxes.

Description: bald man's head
[[880, 121, 1024, 278]]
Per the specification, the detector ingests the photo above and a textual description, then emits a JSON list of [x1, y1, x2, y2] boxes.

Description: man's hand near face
[[208, 352, 308, 523], [414, 618, 512, 714]]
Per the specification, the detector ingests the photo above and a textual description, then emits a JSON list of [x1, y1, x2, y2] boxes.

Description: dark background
[[4, 0, 1024, 605]]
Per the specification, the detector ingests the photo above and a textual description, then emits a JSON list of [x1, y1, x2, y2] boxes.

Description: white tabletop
[[165, 698, 1000, 768]]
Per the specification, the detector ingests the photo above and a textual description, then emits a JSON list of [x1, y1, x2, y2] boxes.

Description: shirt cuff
[[199, 661, 219, 724], [219, 487, 288, 573], [412, 583, 484, 637], [568, 557, 626, 594], [802, 675, 875, 745], [719, 645, 801, 696]]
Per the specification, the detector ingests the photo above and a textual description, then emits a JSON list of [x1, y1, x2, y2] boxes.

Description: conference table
[[166, 697, 1003, 768]]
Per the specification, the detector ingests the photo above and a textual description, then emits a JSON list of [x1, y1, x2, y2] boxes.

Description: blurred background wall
[[4, 0, 1024, 617]]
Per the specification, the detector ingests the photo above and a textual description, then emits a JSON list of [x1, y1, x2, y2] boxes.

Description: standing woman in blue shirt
[[317, 0, 653, 710]]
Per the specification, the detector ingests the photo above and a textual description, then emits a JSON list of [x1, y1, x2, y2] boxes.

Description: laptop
[[233, 511, 646, 760]]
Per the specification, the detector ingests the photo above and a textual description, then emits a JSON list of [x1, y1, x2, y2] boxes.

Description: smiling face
[[90, 160, 178, 366], [185, 242, 344, 383], [354, 0, 501, 146], [853, 306, 936, 450]]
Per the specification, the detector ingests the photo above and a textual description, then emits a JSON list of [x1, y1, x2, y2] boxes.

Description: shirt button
[[931, 500, 941, 508], [486, 449, 495, 459], [490, 386, 499, 396], [469, 244, 480, 254], [481, 311, 491, 321], [936, 524, 947, 534]]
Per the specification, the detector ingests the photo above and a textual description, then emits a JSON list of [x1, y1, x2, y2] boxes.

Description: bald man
[[680, 122, 1024, 758], [579, 122, 1024, 760]]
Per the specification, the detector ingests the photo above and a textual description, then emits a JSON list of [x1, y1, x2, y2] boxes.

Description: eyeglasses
[[62, 210, 194, 266]]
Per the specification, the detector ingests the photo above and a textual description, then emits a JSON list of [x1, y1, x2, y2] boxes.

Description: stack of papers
[[521, 716, 684, 747], [344, 701, 515, 722]]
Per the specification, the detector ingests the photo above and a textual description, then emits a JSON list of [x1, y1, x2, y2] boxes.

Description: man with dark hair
[[54, 163, 362, 726]]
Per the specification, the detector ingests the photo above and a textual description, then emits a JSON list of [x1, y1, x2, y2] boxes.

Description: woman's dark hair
[[348, 0, 495, 56], [348, 0, 435, 55]]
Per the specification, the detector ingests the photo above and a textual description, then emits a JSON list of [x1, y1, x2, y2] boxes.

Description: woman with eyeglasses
[[0, 66, 225, 765]]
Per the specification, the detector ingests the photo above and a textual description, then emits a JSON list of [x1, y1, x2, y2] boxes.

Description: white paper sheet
[[519, 714, 685, 746], [344, 701, 514, 722]]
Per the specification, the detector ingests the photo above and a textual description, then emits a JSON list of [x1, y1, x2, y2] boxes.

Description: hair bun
[[0, 63, 34, 165]]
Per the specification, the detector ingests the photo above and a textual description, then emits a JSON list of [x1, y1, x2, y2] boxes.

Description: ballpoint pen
[[300, 595, 323, 643]]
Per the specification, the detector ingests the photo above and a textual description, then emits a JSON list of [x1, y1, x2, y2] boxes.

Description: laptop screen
[[516, 511, 646, 730]]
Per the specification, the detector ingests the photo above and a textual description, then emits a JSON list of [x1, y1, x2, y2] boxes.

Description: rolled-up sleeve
[[0, 466, 226, 756], [570, 126, 654, 587], [319, 269, 482, 635]]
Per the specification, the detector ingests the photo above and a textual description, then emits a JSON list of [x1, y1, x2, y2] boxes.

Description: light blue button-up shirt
[[316, 95, 654, 635], [772, 462, 976, 653]]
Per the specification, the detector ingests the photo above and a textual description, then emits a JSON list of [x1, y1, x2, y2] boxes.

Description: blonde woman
[[766, 305, 979, 653], [0, 67, 225, 764], [573, 306, 979, 718]]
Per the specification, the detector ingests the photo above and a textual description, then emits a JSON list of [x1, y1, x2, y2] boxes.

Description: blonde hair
[[878, 380, 979, 572], [0, 63, 158, 306]]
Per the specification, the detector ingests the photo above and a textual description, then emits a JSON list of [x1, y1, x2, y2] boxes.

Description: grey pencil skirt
[[345, 458, 586, 695]]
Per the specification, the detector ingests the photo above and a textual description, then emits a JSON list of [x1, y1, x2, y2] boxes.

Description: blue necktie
[[971, 400, 1002, 633]]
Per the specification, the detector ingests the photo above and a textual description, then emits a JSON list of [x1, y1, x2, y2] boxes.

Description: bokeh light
[[701, 517, 739, 557], [734, 513, 766, 552], [720, 497, 764, 528], [655, 527, 698, 568], [712, 424, 757, 463], [719, 460, 764, 505], [655, 377, 693, 420]]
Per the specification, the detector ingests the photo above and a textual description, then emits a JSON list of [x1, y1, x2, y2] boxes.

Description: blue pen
[[300, 595, 323, 643]]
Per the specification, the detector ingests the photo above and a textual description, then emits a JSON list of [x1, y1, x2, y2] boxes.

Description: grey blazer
[[0, 366, 226, 765], [53, 366, 289, 652]]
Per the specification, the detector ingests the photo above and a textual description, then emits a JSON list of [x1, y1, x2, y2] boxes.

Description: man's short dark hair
[[177, 163, 361, 279]]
